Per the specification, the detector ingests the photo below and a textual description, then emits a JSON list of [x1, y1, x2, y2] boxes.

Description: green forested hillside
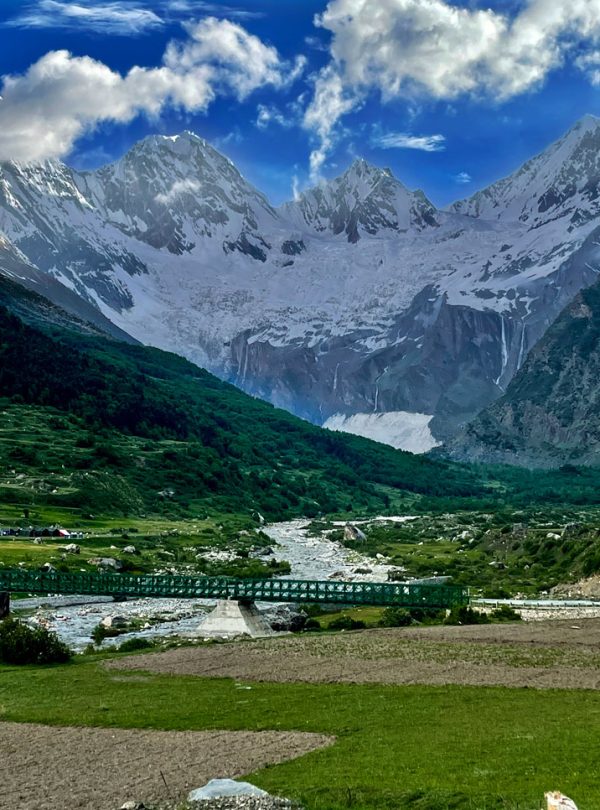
[[0, 278, 487, 519]]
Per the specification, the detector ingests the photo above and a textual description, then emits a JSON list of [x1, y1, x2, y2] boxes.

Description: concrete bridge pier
[[195, 599, 275, 639], [0, 592, 9, 619]]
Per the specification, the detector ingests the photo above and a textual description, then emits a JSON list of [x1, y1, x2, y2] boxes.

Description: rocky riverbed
[[11, 519, 394, 650]]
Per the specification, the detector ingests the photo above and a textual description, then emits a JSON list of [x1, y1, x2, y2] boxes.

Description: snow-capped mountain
[[281, 158, 439, 241], [451, 114, 600, 228], [2, 118, 600, 452]]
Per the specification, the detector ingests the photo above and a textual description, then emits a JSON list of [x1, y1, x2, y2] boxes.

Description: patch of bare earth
[[0, 723, 333, 810], [107, 618, 600, 690]]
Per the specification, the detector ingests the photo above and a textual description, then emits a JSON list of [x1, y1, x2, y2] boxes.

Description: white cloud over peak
[[303, 64, 358, 179], [305, 0, 600, 173], [0, 18, 303, 162], [371, 131, 446, 152], [7, 0, 164, 35]]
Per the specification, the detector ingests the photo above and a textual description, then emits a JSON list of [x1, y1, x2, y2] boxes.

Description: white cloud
[[164, 18, 305, 100], [371, 131, 446, 152], [303, 64, 358, 179], [454, 171, 472, 184], [305, 0, 600, 172], [0, 18, 303, 162], [164, 1, 264, 20], [7, 0, 164, 35], [156, 178, 200, 204], [255, 103, 294, 130]]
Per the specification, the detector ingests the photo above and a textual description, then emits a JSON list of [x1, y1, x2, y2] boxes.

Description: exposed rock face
[[446, 279, 600, 467], [3, 119, 600, 449]]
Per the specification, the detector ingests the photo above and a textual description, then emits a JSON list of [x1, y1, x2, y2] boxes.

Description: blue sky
[[1, 0, 600, 206]]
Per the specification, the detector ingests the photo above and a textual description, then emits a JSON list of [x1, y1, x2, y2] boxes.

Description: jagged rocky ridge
[[2, 117, 600, 450], [445, 279, 600, 467]]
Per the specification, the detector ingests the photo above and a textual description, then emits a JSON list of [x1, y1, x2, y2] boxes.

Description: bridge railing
[[0, 568, 468, 608]]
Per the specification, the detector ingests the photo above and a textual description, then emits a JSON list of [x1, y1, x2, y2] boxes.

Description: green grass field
[[1, 657, 599, 809]]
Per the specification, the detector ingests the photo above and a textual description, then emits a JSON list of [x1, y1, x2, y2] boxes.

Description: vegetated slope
[[447, 280, 600, 467], [0, 279, 485, 518]]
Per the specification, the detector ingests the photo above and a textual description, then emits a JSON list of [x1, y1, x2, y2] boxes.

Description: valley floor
[[3, 629, 600, 810]]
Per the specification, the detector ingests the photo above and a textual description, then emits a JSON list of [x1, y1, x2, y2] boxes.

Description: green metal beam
[[0, 568, 468, 609]]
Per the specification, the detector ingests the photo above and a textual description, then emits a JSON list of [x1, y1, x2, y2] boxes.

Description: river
[[11, 518, 397, 651]]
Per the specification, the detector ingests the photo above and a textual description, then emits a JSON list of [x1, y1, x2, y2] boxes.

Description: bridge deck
[[0, 569, 468, 609]]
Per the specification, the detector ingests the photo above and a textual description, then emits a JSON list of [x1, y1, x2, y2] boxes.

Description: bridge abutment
[[196, 599, 276, 639]]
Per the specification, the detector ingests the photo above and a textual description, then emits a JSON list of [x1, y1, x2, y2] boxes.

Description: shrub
[[0, 617, 72, 665], [304, 618, 322, 631], [118, 637, 155, 653], [443, 606, 490, 626], [490, 605, 522, 622], [379, 607, 412, 627], [91, 623, 122, 644], [328, 616, 366, 631]]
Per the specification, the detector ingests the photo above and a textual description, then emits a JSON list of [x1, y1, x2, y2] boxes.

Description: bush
[[379, 607, 413, 627], [0, 617, 72, 665], [304, 618, 322, 631], [118, 637, 155, 653], [490, 605, 522, 622], [91, 623, 122, 644], [328, 616, 366, 631], [443, 606, 490, 626]]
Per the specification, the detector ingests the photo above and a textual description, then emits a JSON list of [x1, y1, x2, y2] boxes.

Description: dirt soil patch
[[0, 722, 333, 810], [108, 618, 600, 690]]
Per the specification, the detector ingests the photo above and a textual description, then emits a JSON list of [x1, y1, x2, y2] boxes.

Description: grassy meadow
[[1, 657, 599, 810]]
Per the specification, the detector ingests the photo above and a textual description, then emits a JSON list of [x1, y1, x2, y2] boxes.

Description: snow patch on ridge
[[324, 411, 440, 454]]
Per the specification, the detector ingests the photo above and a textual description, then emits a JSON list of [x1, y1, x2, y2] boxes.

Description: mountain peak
[[570, 113, 600, 134], [450, 114, 600, 225], [281, 158, 437, 241]]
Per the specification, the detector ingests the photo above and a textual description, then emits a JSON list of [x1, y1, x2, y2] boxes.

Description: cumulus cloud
[[305, 0, 600, 173], [0, 17, 303, 162], [165, 18, 305, 100], [371, 131, 446, 151], [7, 0, 164, 35]]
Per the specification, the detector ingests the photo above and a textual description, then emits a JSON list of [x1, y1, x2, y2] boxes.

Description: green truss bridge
[[0, 568, 467, 612]]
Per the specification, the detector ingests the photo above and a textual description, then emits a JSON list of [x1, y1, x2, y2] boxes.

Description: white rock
[[188, 779, 268, 802]]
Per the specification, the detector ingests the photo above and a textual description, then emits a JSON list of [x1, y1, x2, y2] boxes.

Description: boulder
[[265, 604, 307, 632], [189, 780, 268, 802], [123, 545, 137, 554], [40, 563, 56, 573], [88, 557, 123, 570], [101, 615, 128, 629], [249, 546, 274, 558], [344, 524, 367, 542], [545, 792, 578, 809], [64, 543, 80, 554]]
